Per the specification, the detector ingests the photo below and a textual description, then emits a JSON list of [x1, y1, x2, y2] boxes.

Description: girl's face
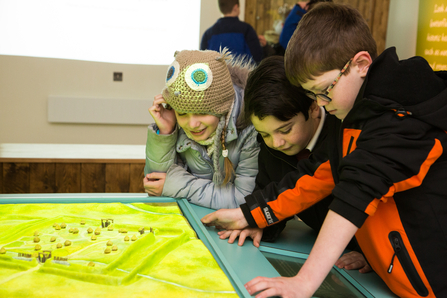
[[175, 112, 220, 141], [251, 104, 320, 156]]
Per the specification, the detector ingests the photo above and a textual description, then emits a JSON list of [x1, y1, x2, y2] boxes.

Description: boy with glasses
[[202, 3, 447, 297]]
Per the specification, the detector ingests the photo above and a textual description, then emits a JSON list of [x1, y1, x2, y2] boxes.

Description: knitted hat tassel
[[212, 115, 226, 185]]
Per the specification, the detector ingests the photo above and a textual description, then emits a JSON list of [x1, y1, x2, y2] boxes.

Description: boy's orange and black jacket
[[254, 126, 333, 242], [239, 48, 447, 298]]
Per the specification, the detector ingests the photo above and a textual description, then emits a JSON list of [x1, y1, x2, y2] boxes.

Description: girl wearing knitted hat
[[143, 49, 259, 209]]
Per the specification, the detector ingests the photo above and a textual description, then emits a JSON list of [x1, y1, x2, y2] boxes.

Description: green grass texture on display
[[0, 202, 237, 298]]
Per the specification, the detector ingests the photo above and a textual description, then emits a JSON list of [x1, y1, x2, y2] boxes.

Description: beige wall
[[385, 0, 420, 59], [0, 0, 418, 145], [0, 1, 221, 145]]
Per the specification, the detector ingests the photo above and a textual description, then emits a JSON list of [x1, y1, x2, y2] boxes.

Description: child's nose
[[316, 97, 329, 107], [188, 116, 201, 129], [272, 136, 285, 149]]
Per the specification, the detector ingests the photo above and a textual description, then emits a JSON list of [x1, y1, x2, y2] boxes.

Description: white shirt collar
[[306, 106, 326, 152]]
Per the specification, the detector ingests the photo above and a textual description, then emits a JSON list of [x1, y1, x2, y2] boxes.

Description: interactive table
[[0, 193, 397, 298]]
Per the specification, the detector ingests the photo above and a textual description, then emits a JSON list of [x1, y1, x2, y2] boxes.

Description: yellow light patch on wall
[[416, 0, 447, 70]]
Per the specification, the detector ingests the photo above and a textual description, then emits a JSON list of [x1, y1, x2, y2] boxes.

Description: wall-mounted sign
[[416, 1, 447, 70]]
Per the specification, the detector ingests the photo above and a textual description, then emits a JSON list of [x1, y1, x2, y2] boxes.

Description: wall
[[385, 0, 420, 59], [0, 1, 221, 145]]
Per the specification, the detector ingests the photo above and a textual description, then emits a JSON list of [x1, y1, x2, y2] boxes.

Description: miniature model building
[[0, 202, 237, 297]]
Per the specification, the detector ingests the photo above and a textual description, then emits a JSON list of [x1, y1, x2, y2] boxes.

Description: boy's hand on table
[[335, 251, 372, 273], [143, 173, 166, 196], [217, 227, 263, 247], [149, 94, 176, 135], [245, 275, 314, 298], [201, 208, 249, 230]]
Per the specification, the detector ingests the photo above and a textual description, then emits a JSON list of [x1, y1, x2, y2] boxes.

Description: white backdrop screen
[[0, 0, 201, 65]]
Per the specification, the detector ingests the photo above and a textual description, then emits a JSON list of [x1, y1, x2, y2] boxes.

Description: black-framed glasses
[[305, 59, 352, 102]]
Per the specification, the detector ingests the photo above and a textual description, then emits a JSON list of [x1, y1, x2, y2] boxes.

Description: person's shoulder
[[237, 21, 257, 36], [240, 19, 256, 30], [204, 20, 221, 32], [225, 17, 254, 29]]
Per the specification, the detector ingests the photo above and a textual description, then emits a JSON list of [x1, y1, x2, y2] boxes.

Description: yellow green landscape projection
[[0, 202, 237, 297]]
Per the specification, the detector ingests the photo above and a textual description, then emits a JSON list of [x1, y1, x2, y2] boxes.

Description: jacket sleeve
[[279, 4, 306, 49], [330, 113, 446, 228], [245, 25, 263, 63], [144, 123, 179, 175], [241, 153, 335, 229], [161, 127, 260, 209], [200, 29, 209, 50]]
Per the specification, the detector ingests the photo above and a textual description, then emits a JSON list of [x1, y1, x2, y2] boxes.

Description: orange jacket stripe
[[356, 198, 435, 297], [253, 161, 335, 229], [343, 128, 361, 155], [364, 139, 443, 216]]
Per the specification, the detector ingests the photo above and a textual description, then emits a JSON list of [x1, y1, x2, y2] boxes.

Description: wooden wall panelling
[[105, 164, 130, 193], [245, 0, 258, 34], [81, 163, 106, 193], [30, 163, 57, 193], [256, 0, 268, 39], [3, 163, 30, 193], [245, 0, 390, 55], [0, 163, 3, 193], [129, 163, 145, 193], [370, 0, 390, 54], [246, 0, 297, 36], [55, 163, 81, 193]]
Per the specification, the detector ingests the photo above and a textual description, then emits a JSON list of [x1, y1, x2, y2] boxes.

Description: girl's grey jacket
[[144, 84, 260, 209]]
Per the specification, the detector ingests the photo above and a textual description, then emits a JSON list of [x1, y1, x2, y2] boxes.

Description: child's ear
[[309, 101, 321, 119], [352, 51, 372, 78]]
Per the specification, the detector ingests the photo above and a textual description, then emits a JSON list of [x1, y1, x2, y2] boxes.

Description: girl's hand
[[143, 172, 166, 196], [148, 94, 176, 134]]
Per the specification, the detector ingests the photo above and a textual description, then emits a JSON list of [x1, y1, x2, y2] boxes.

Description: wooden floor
[[0, 144, 146, 194]]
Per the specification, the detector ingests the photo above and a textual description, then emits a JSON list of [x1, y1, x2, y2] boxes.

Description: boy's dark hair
[[218, 0, 239, 15], [285, 2, 377, 85], [243, 56, 313, 125]]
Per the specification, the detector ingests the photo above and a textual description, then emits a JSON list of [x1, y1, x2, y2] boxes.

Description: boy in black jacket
[[218, 55, 369, 271], [202, 3, 447, 298], [218, 55, 332, 246]]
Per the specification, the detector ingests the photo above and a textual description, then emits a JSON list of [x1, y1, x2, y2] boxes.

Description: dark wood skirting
[[1, 161, 145, 194]]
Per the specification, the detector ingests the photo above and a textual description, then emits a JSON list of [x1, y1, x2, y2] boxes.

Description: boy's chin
[[280, 147, 300, 156]]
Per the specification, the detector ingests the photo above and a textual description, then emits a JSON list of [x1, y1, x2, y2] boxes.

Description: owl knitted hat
[[162, 49, 235, 117], [162, 49, 239, 185]]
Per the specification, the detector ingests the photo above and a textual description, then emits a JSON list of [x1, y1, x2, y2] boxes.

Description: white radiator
[[48, 96, 151, 125]]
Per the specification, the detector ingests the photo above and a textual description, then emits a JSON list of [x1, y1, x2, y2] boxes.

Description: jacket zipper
[[388, 231, 429, 297]]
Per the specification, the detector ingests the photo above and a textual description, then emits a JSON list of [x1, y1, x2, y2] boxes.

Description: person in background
[[201, 0, 263, 63], [143, 49, 259, 210], [279, 0, 333, 51]]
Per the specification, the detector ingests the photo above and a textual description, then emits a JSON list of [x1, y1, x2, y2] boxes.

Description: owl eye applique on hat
[[185, 63, 213, 91], [166, 60, 180, 86]]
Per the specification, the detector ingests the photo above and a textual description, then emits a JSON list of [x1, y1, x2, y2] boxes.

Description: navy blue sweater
[[200, 17, 263, 63]]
